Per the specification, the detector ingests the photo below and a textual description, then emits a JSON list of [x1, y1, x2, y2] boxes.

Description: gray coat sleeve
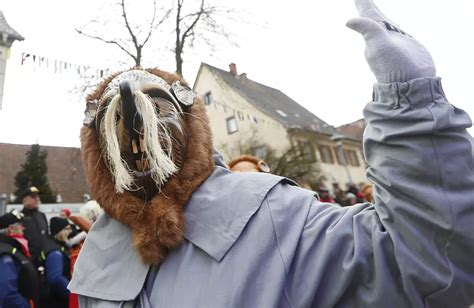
[[280, 77, 474, 307]]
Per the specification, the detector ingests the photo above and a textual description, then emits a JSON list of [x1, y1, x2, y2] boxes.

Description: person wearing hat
[[317, 186, 335, 203], [59, 207, 82, 246], [347, 184, 365, 203], [0, 211, 40, 308], [20, 186, 49, 268], [42, 217, 72, 307], [344, 192, 358, 206]]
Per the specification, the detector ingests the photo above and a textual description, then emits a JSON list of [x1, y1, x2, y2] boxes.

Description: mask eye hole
[[151, 97, 176, 117], [145, 89, 175, 103]]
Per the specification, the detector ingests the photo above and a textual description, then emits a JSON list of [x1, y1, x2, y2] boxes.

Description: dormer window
[[276, 109, 287, 117]]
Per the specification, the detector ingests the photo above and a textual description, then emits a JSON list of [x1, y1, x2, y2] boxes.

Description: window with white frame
[[204, 92, 212, 105], [298, 141, 315, 162], [334, 146, 347, 166], [226, 116, 238, 134], [346, 149, 360, 167], [319, 145, 334, 164]]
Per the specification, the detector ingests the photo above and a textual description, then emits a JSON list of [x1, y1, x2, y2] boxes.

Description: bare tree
[[76, 0, 245, 78], [75, 0, 170, 67], [219, 135, 325, 189], [267, 146, 326, 189], [173, 0, 237, 76]]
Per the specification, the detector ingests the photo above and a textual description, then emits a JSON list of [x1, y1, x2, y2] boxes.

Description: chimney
[[229, 63, 237, 76]]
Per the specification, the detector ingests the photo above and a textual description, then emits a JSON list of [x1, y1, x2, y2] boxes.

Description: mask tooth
[[132, 139, 139, 154], [139, 137, 145, 152], [136, 159, 143, 171]]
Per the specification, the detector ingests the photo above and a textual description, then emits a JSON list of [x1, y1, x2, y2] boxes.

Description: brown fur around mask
[[81, 68, 214, 265]]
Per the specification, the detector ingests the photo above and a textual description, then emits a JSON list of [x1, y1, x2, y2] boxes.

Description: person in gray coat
[[69, 0, 474, 307]]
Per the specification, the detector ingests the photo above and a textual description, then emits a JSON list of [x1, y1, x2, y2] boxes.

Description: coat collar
[[183, 164, 292, 262]]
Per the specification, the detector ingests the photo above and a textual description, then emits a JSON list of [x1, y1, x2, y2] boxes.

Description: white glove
[[347, 0, 436, 83]]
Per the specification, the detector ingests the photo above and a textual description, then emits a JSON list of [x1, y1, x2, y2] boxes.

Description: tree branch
[[75, 29, 137, 61], [142, 0, 158, 46], [142, 0, 172, 46], [180, 0, 205, 43], [121, 0, 139, 49]]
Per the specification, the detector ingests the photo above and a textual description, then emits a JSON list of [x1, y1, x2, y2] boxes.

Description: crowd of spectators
[[0, 186, 102, 308]]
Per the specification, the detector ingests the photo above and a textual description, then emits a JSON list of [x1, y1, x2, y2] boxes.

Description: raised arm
[[281, 1, 474, 307]]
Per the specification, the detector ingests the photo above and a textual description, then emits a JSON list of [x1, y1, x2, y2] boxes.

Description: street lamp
[[331, 132, 353, 185]]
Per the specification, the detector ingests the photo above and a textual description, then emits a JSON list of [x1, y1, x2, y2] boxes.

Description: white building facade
[[193, 63, 368, 190]]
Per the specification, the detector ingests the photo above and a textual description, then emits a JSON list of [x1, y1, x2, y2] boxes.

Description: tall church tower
[[0, 11, 24, 110]]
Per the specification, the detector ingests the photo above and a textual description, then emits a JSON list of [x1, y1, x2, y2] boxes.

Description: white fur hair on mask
[[101, 91, 178, 194], [134, 91, 177, 187], [102, 95, 135, 193]]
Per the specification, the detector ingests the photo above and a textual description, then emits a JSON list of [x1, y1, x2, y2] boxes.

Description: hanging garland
[[19, 52, 112, 78]]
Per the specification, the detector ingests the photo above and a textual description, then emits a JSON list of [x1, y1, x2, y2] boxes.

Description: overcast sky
[[1, 0, 473, 147]]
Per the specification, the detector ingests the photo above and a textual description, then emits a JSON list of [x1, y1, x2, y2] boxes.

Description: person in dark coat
[[43, 217, 72, 308], [0, 211, 40, 308], [20, 186, 49, 268]]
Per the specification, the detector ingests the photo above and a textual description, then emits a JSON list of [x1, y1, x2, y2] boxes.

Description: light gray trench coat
[[69, 78, 474, 308]]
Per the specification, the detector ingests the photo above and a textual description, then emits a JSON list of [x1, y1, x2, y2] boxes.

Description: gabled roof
[[337, 119, 366, 142], [0, 11, 24, 42], [199, 63, 334, 135]]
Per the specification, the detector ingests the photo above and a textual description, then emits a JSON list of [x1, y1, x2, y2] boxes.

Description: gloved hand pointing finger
[[354, 0, 396, 25], [347, 0, 436, 83], [346, 17, 385, 41]]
